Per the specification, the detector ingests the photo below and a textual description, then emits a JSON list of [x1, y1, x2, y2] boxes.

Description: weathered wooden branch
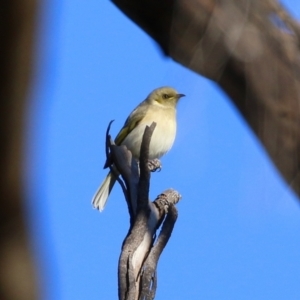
[[139, 191, 180, 300], [112, 0, 300, 199], [106, 122, 181, 299]]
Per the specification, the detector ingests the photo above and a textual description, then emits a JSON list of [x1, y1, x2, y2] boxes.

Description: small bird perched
[[92, 86, 185, 211]]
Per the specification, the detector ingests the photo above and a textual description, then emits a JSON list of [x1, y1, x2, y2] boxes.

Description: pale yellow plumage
[[92, 87, 185, 211]]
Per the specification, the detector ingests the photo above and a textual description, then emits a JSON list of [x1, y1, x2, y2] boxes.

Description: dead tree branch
[[106, 122, 181, 299], [139, 191, 180, 300], [112, 0, 300, 199]]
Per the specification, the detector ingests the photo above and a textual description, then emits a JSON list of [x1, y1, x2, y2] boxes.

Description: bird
[[92, 86, 185, 211]]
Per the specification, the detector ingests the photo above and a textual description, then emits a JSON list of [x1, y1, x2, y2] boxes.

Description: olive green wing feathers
[[103, 101, 148, 169], [114, 101, 148, 145]]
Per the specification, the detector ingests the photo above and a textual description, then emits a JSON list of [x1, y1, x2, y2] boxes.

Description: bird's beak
[[176, 93, 185, 99]]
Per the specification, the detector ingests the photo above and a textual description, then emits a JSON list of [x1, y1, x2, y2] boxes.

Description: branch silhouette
[[105, 122, 181, 300]]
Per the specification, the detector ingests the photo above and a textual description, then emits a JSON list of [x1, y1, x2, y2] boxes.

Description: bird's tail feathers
[[92, 172, 116, 211]]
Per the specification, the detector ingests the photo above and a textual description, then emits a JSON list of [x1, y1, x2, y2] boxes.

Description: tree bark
[[0, 0, 38, 298], [106, 124, 181, 299], [112, 0, 300, 198]]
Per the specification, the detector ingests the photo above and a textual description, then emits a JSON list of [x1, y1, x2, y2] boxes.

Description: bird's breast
[[121, 107, 177, 159]]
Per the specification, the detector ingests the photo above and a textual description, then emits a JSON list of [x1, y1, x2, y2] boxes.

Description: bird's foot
[[147, 159, 162, 172]]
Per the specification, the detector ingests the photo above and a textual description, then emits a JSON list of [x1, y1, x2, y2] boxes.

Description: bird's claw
[[147, 159, 162, 172]]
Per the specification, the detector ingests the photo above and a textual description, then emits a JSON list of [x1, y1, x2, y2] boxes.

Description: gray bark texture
[[106, 124, 181, 300]]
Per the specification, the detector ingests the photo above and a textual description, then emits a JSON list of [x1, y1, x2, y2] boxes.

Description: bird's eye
[[162, 93, 169, 99]]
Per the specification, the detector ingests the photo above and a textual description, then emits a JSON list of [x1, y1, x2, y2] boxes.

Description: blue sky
[[27, 1, 300, 299]]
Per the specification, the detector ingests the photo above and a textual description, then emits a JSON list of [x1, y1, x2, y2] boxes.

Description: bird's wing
[[114, 101, 148, 145]]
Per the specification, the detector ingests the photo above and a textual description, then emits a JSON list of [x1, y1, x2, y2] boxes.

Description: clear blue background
[[27, 1, 300, 299]]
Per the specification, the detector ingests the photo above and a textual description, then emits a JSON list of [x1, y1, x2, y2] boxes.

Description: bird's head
[[147, 86, 185, 108]]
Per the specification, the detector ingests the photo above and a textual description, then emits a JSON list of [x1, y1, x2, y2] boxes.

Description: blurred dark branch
[[0, 0, 38, 299], [106, 123, 181, 299], [112, 0, 300, 198]]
